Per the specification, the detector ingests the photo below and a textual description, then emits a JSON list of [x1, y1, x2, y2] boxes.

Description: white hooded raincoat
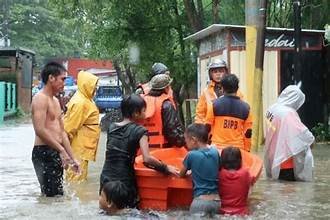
[[264, 85, 314, 181]]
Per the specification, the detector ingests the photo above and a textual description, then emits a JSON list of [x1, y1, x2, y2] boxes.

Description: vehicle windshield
[[97, 86, 122, 96]]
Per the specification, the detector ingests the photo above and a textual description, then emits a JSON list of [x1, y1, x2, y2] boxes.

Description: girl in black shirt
[[99, 94, 178, 213]]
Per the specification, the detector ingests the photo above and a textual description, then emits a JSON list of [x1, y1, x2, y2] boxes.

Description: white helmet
[[208, 59, 227, 72]]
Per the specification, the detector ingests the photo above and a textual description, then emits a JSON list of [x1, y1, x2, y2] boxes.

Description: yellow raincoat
[[64, 71, 100, 181]]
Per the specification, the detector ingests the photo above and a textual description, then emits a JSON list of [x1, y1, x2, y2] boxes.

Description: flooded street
[[1, 122, 330, 219]]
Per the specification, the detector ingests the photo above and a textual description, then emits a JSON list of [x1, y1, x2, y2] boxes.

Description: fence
[[182, 98, 198, 126], [0, 81, 17, 123]]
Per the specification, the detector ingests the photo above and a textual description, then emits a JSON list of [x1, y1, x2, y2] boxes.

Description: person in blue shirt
[[179, 123, 221, 216]]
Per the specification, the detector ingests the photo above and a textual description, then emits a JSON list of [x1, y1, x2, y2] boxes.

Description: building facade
[[185, 24, 328, 129], [0, 47, 35, 113]]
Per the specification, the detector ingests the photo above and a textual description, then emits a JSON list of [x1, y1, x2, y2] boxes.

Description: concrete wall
[[230, 50, 279, 110]]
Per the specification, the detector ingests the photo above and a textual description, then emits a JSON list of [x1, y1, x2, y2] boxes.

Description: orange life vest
[[141, 93, 171, 148], [139, 82, 176, 109]]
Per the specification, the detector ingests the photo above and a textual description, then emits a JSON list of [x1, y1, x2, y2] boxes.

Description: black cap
[[151, 62, 169, 76]]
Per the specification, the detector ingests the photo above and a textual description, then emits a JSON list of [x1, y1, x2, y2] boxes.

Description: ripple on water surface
[[1, 124, 330, 219]]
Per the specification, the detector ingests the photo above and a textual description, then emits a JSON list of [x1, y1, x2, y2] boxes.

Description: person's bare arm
[[179, 166, 188, 178], [60, 113, 76, 160], [60, 118, 80, 172], [139, 135, 179, 176], [32, 95, 65, 153]]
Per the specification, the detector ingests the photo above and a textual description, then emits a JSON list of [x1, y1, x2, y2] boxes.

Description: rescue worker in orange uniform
[[136, 62, 175, 105], [206, 74, 252, 152], [141, 74, 185, 149], [195, 59, 243, 124]]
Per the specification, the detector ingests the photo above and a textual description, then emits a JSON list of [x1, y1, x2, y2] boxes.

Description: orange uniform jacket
[[206, 95, 252, 151], [141, 93, 171, 148], [195, 81, 244, 124]]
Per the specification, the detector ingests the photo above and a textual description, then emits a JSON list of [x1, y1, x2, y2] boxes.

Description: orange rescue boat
[[134, 147, 263, 211]]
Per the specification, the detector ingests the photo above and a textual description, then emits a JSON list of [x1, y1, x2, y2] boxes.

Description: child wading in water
[[179, 123, 221, 216], [219, 146, 255, 215], [99, 94, 178, 213], [99, 181, 130, 214]]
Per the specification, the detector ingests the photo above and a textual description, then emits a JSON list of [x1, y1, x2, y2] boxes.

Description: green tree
[[183, 0, 245, 32], [51, 0, 198, 125], [53, 1, 195, 91], [267, 0, 330, 29], [0, 0, 83, 65]]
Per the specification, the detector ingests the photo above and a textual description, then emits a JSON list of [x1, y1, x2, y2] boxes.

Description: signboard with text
[[231, 31, 322, 49]]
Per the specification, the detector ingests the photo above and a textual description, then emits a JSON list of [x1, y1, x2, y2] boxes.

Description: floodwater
[[1, 122, 330, 219]]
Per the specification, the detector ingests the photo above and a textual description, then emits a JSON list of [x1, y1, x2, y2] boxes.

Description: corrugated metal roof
[[0, 47, 35, 55], [184, 24, 325, 41]]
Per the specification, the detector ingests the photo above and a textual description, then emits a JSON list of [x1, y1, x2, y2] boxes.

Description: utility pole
[[245, 0, 267, 151], [251, 0, 267, 151], [293, 0, 302, 84], [245, 0, 259, 105]]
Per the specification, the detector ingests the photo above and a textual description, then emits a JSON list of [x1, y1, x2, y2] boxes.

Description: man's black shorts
[[32, 145, 63, 197]]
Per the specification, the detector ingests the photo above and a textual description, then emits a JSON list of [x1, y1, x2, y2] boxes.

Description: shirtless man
[[31, 62, 80, 197]]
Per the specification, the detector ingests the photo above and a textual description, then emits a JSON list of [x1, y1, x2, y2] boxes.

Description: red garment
[[219, 168, 254, 215], [280, 157, 294, 169]]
